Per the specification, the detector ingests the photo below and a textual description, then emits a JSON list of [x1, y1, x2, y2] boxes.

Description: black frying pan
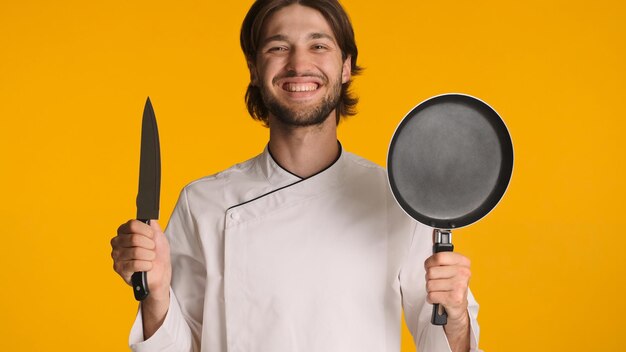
[[387, 93, 513, 325]]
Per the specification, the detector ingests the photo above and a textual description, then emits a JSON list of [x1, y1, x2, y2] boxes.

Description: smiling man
[[111, 1, 480, 351]]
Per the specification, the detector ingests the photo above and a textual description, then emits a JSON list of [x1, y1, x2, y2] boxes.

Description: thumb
[[149, 220, 170, 255], [149, 219, 163, 234]]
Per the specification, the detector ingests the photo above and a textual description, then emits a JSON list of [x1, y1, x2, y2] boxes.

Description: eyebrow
[[261, 32, 336, 46], [308, 32, 335, 41]]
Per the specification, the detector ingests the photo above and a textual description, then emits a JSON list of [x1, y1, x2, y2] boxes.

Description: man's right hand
[[111, 219, 172, 338]]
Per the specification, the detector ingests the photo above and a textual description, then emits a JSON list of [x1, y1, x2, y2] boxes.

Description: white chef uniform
[[129, 145, 481, 352]]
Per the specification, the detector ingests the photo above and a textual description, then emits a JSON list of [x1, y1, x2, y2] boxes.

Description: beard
[[260, 72, 342, 127]]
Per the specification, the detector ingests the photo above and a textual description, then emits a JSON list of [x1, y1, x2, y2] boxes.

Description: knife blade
[[132, 96, 161, 301]]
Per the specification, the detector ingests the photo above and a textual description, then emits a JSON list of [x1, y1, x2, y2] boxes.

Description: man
[[110, 1, 479, 351]]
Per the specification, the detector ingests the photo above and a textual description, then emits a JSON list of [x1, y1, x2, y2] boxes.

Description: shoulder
[[186, 155, 258, 190], [340, 151, 388, 187], [178, 153, 265, 207], [342, 151, 386, 176], [341, 150, 419, 221]]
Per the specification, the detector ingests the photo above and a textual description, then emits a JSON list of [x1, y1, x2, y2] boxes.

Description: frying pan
[[387, 93, 513, 325]]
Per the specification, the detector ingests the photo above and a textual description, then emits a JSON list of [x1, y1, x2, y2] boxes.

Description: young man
[[111, 1, 479, 351]]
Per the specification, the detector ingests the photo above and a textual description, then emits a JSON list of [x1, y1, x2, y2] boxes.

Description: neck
[[267, 114, 339, 179]]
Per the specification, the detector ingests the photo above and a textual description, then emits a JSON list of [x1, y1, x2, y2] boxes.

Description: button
[[230, 212, 240, 221]]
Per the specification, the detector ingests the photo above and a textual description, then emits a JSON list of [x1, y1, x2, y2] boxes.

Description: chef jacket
[[129, 145, 481, 351]]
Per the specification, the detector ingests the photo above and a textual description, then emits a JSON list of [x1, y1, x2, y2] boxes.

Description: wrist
[[142, 289, 169, 317], [147, 285, 170, 303], [444, 311, 469, 336], [141, 290, 170, 340]]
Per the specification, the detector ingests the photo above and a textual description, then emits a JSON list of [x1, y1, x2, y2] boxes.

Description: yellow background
[[1, 0, 624, 350]]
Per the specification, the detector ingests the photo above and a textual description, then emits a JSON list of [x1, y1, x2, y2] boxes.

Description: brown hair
[[240, 0, 362, 125]]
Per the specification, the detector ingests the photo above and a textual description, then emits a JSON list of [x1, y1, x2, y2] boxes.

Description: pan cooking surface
[[388, 94, 513, 229]]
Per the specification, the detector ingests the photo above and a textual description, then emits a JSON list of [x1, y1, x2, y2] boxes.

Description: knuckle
[[458, 267, 471, 279], [454, 292, 466, 306], [427, 292, 438, 304], [426, 280, 433, 292], [432, 254, 442, 266], [130, 234, 142, 247], [135, 260, 152, 272], [425, 268, 432, 280], [118, 220, 132, 234], [128, 220, 139, 234], [463, 267, 472, 279], [455, 280, 467, 291]]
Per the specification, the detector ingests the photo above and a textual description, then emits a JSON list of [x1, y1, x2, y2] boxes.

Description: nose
[[285, 47, 313, 74]]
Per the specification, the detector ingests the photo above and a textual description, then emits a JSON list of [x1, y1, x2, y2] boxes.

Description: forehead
[[260, 4, 336, 42]]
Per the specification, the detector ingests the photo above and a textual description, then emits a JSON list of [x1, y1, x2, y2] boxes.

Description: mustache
[[272, 70, 328, 85]]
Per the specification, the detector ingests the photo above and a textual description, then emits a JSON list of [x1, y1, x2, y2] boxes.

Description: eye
[[312, 44, 328, 50], [268, 46, 288, 53]]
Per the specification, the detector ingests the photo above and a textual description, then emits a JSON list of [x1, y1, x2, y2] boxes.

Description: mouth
[[274, 75, 325, 95], [282, 82, 320, 92]]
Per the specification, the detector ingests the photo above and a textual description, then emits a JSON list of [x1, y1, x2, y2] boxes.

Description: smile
[[282, 82, 320, 92]]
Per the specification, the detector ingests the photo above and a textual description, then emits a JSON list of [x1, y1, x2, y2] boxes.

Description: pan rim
[[386, 92, 514, 229]]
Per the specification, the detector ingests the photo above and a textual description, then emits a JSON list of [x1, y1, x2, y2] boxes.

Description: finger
[[425, 265, 457, 280], [111, 233, 155, 250], [117, 219, 154, 238], [426, 278, 455, 293], [114, 259, 153, 276], [424, 252, 471, 269], [113, 247, 156, 262], [426, 291, 442, 305], [427, 290, 468, 310], [426, 276, 470, 293], [426, 265, 471, 281]]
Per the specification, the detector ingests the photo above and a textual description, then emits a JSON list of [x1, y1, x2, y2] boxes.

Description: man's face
[[251, 4, 351, 127]]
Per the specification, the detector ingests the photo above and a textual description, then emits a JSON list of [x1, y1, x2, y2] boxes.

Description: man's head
[[240, 0, 362, 126]]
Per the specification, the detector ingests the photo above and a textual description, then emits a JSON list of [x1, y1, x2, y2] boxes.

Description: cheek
[[257, 58, 285, 81]]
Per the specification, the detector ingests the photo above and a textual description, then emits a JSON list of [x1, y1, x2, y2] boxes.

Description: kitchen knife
[[132, 96, 161, 301]]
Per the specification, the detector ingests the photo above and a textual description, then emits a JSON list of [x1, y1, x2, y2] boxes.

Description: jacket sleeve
[[129, 187, 206, 351], [399, 222, 481, 352]]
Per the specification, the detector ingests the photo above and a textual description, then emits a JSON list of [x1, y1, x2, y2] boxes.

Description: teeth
[[284, 83, 318, 92]]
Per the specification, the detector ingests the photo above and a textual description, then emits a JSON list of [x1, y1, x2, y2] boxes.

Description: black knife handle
[[432, 230, 454, 326], [132, 219, 151, 301]]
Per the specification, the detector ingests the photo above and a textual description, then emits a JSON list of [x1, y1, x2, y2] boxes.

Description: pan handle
[[432, 229, 454, 325]]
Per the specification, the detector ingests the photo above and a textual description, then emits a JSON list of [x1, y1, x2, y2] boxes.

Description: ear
[[247, 60, 259, 86], [341, 55, 352, 84]]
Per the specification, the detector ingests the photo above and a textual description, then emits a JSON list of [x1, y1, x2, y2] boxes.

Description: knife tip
[[145, 96, 154, 110]]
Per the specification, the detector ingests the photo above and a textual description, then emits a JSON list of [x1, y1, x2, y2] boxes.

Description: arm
[[425, 251, 472, 351], [399, 223, 481, 352], [112, 189, 204, 351], [112, 218, 172, 339]]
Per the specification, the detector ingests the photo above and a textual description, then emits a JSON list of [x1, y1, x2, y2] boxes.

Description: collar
[[258, 141, 343, 187]]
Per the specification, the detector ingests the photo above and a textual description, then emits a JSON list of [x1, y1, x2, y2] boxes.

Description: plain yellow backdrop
[[1, 0, 624, 350]]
